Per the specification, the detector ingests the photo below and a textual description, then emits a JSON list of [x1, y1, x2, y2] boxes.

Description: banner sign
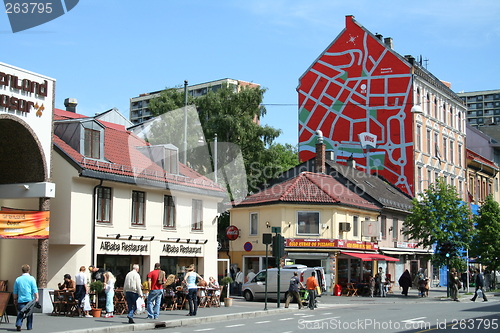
[[286, 238, 377, 250], [0, 210, 49, 239]]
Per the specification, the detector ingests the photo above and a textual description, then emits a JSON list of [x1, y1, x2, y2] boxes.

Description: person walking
[[470, 269, 488, 302], [13, 264, 39, 332], [449, 268, 460, 301], [146, 263, 165, 319], [183, 264, 202, 316], [103, 271, 116, 318], [376, 267, 386, 297], [284, 271, 304, 309], [235, 268, 244, 296], [75, 266, 90, 317], [398, 269, 412, 296], [305, 271, 319, 310], [124, 264, 143, 324]]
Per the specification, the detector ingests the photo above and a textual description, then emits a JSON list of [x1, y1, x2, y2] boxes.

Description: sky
[[2, 0, 500, 146]]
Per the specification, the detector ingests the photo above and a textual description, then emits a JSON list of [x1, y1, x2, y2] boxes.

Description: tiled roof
[[234, 172, 379, 210], [466, 149, 498, 171], [53, 109, 224, 194], [326, 161, 413, 211]]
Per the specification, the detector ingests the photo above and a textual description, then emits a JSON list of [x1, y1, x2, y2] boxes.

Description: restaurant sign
[[162, 243, 203, 256], [396, 241, 418, 249], [286, 238, 377, 250], [99, 241, 149, 254]]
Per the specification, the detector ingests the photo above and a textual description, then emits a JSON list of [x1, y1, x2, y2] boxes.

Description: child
[[369, 276, 376, 298]]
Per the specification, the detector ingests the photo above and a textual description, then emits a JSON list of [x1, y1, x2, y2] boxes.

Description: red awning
[[341, 252, 399, 262]]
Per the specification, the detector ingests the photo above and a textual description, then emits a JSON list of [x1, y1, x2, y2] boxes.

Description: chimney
[[325, 151, 335, 161], [347, 155, 356, 168], [384, 37, 393, 49], [375, 33, 383, 41], [64, 98, 78, 112], [315, 130, 326, 174]]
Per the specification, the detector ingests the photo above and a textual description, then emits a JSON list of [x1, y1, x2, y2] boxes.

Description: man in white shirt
[[246, 269, 256, 283], [235, 268, 244, 296], [123, 264, 143, 324]]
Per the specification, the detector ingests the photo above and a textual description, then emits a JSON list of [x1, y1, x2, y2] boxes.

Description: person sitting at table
[[58, 274, 76, 292], [208, 277, 220, 296]]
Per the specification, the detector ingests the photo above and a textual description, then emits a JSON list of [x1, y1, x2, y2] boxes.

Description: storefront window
[[297, 211, 319, 235], [337, 259, 348, 284]]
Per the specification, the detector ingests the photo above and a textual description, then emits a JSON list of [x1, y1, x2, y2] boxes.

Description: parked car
[[242, 264, 326, 301]]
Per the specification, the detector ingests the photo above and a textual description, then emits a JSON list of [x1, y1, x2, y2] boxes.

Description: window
[[131, 191, 145, 226], [353, 216, 359, 237], [426, 129, 431, 153], [449, 140, 454, 164], [392, 218, 398, 241], [163, 195, 175, 229], [297, 211, 320, 235], [443, 137, 447, 161], [416, 125, 421, 151], [434, 132, 439, 157], [192, 199, 203, 231], [380, 215, 387, 239], [458, 144, 462, 164], [250, 213, 258, 235], [84, 128, 100, 159], [96, 187, 112, 223]]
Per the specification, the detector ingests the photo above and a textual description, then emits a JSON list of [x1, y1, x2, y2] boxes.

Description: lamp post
[[183, 80, 188, 165]]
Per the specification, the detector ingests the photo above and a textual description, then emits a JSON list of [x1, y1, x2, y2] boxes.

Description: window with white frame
[[192, 199, 203, 231], [163, 195, 176, 229], [297, 211, 319, 235], [84, 128, 100, 159], [131, 191, 145, 226], [96, 187, 112, 223], [250, 213, 258, 235]]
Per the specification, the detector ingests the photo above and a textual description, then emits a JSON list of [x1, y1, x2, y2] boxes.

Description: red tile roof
[[53, 109, 224, 193], [466, 149, 498, 171], [234, 172, 379, 210]]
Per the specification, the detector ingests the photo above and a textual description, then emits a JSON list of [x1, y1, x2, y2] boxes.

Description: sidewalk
[[0, 287, 495, 333]]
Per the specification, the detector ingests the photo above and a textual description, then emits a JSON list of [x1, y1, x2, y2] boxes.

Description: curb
[[62, 308, 294, 333]]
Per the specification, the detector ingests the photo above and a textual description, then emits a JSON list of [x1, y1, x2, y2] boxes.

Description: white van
[[242, 264, 326, 301]]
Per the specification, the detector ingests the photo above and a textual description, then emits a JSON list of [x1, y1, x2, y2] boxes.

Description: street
[[131, 295, 500, 333]]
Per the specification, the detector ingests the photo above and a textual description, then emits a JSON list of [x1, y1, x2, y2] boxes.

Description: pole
[[446, 258, 450, 298], [264, 244, 269, 311], [214, 133, 218, 184], [183, 80, 188, 165]]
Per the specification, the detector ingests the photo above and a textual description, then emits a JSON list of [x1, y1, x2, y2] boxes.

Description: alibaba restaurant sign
[[0, 210, 50, 239], [0, 62, 55, 175]]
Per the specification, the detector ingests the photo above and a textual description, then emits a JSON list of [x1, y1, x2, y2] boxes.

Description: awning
[[341, 251, 399, 262], [287, 252, 330, 260]]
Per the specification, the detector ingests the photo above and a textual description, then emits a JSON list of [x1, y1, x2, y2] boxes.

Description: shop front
[[160, 240, 205, 280], [285, 238, 399, 291], [96, 237, 151, 287]]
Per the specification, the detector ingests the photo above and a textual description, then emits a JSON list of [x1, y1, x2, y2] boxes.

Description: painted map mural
[[298, 16, 415, 196]]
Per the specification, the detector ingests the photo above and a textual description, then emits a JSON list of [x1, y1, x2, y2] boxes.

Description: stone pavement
[[0, 287, 496, 333]]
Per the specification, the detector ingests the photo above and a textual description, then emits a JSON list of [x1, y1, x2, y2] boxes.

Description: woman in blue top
[[183, 264, 202, 316]]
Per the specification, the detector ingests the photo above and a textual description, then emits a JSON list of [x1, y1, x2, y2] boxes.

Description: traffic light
[[271, 234, 285, 258], [438, 241, 456, 258]]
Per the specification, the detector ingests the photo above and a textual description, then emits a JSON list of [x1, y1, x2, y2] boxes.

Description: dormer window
[[84, 128, 100, 159]]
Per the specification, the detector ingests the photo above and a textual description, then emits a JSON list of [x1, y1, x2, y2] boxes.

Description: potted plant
[[89, 280, 104, 317], [220, 276, 233, 307]]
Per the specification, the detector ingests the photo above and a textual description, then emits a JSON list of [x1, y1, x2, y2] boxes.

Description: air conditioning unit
[[339, 222, 351, 232]]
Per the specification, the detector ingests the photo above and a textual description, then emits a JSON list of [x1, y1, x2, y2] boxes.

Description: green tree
[[471, 194, 500, 275], [148, 83, 299, 197], [403, 179, 473, 267]]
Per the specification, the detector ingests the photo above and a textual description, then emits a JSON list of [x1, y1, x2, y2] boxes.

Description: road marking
[[300, 316, 340, 323], [194, 329, 215, 332], [255, 320, 271, 324], [402, 317, 427, 323], [279, 317, 294, 321], [226, 324, 245, 327]]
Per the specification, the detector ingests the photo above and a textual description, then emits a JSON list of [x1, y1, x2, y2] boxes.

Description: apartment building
[[129, 78, 259, 125], [457, 89, 500, 127]]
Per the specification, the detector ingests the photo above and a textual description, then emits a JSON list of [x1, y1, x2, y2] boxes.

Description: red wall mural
[[298, 15, 415, 195]]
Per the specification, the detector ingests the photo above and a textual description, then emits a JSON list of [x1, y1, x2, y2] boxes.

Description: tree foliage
[[470, 194, 500, 272], [403, 179, 473, 266], [147, 83, 299, 197]]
